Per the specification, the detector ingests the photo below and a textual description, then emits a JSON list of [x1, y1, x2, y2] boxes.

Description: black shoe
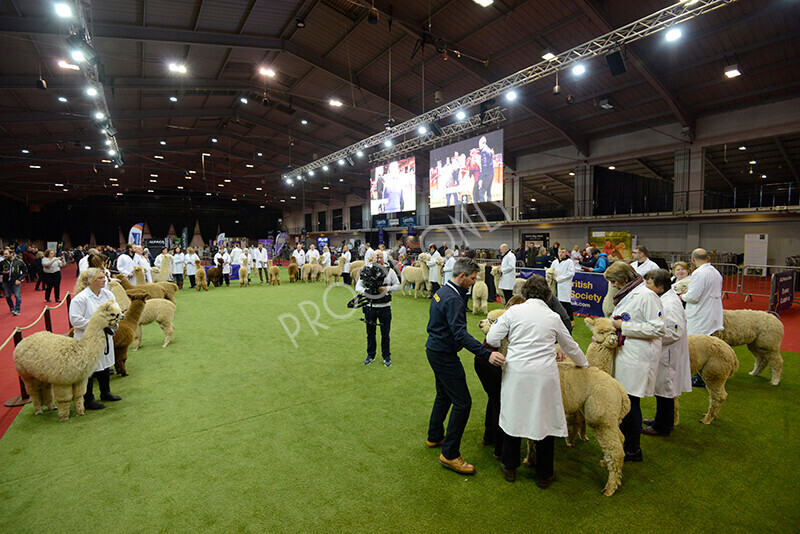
[[536, 474, 556, 489], [85, 399, 106, 410], [500, 463, 516, 483], [624, 449, 643, 462], [363, 357, 375, 365], [642, 418, 655, 426], [692, 374, 706, 388], [100, 393, 122, 402], [641, 426, 669, 437]]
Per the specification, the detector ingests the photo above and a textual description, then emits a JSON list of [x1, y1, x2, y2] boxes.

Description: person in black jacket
[[1, 248, 28, 316], [425, 258, 505, 476]]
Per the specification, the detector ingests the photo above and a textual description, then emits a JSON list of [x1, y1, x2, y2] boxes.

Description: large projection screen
[[428, 130, 504, 208], [369, 157, 416, 215]]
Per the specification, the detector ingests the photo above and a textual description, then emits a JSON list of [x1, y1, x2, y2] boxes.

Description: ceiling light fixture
[[665, 27, 682, 41], [456, 110, 466, 120], [329, 99, 343, 107], [761, 174, 767, 179], [322, 165, 329, 171], [384, 140, 393, 147], [506, 90, 517, 102], [211, 138, 218, 143], [568, 171, 575, 176], [256, 187, 262, 191], [160, 140, 167, 145], [356, 151, 364, 158], [749, 160, 756, 165], [308, 170, 315, 176], [724, 64, 741, 78], [738, 146, 747, 151], [608, 165, 616, 170], [542, 49, 556, 61], [259, 67, 275, 77], [86, 86, 98, 97], [21, 149, 30, 154], [473, 0, 494, 6], [572, 64, 586, 76], [300, 119, 308, 125], [170, 96, 178, 102], [224, 179, 231, 183], [57, 60, 80, 71], [95, 111, 105, 120], [240, 97, 248, 104], [54, 3, 73, 18], [58, 96, 68, 103], [246, 164, 254, 168], [418, 126, 428, 135], [296, 18, 305, 28], [29, 165, 41, 169], [84, 145, 91, 150], [169, 63, 187, 74], [154, 155, 164, 159], [150, 174, 158, 177]]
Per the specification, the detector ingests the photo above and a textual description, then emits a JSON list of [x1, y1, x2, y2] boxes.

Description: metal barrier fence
[[711, 263, 742, 299], [741, 265, 800, 302]]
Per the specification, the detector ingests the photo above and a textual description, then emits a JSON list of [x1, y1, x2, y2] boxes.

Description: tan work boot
[[439, 454, 476, 475], [425, 439, 444, 448]]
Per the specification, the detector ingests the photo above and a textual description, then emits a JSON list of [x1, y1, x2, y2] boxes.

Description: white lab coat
[[341, 250, 351, 273], [552, 257, 576, 302], [292, 249, 306, 267], [214, 251, 231, 274], [133, 253, 152, 283], [305, 249, 320, 264], [634, 258, 660, 277], [172, 253, 185, 275], [486, 298, 588, 440], [612, 283, 665, 398], [443, 256, 456, 282], [184, 253, 199, 275], [364, 247, 375, 265], [78, 255, 89, 274], [116, 254, 135, 284], [230, 247, 243, 265], [69, 287, 117, 373], [498, 251, 516, 291], [254, 247, 269, 268], [682, 262, 724, 335], [655, 288, 692, 397], [427, 250, 442, 284], [320, 251, 331, 268]]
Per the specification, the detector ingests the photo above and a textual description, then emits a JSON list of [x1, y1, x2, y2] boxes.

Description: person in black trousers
[[425, 258, 505, 476]]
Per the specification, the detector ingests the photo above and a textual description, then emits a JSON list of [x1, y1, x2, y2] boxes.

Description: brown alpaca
[[113, 289, 149, 376], [239, 261, 250, 287], [115, 274, 170, 301], [154, 281, 178, 302], [268, 260, 281, 285], [195, 260, 208, 291], [288, 257, 299, 283], [207, 258, 223, 287]]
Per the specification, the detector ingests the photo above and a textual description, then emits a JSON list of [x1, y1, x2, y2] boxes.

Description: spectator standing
[[532, 247, 552, 269], [41, 249, 66, 302], [632, 246, 659, 277], [570, 245, 582, 264], [357, 251, 400, 367], [1, 248, 27, 315], [426, 244, 443, 295]]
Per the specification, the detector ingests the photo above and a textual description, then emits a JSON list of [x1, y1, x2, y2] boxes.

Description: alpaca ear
[[584, 317, 595, 327]]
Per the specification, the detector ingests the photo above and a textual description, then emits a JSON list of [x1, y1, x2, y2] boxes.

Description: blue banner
[[375, 219, 388, 228], [401, 216, 417, 226], [519, 268, 608, 317]]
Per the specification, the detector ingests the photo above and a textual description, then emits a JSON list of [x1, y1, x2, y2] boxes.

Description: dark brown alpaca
[[207, 258, 224, 287], [113, 289, 149, 376]]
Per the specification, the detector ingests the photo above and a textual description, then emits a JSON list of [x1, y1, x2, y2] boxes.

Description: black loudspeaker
[[605, 50, 627, 76]]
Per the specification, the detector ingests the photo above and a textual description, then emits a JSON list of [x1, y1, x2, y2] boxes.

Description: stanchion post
[[4, 330, 31, 407], [44, 307, 52, 332], [66, 294, 72, 327]]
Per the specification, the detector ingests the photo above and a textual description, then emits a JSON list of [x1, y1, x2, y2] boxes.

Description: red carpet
[[0, 270, 76, 438]]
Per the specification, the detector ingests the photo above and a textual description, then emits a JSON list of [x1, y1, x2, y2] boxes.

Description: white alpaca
[[152, 253, 173, 282], [323, 261, 343, 285], [239, 261, 250, 287], [400, 253, 431, 298], [109, 280, 176, 349], [13, 301, 123, 421], [471, 264, 489, 315]]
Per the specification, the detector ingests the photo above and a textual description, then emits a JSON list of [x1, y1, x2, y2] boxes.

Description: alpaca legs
[[673, 396, 680, 427], [700, 375, 727, 424], [161, 321, 174, 348], [52, 383, 74, 421], [42, 382, 55, 412], [73, 381, 87, 416], [132, 326, 142, 351], [22, 378, 44, 414], [593, 426, 625, 496], [750, 345, 783, 386], [748, 345, 768, 378]]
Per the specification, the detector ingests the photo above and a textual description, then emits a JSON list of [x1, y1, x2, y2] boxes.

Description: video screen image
[[428, 129, 504, 208], [369, 157, 416, 215]]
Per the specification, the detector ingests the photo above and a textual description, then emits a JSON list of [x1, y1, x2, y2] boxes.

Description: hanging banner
[[378, 227, 385, 245], [520, 268, 608, 317], [216, 233, 226, 247], [521, 233, 549, 251], [317, 237, 329, 251], [273, 232, 289, 257], [127, 223, 144, 246], [181, 227, 189, 249]]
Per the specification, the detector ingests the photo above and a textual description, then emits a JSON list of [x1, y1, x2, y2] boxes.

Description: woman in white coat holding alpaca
[[321, 246, 331, 269], [426, 244, 443, 295], [184, 247, 200, 289], [486, 275, 588, 487], [641, 269, 691, 437], [442, 249, 456, 282], [70, 268, 121, 411], [605, 261, 665, 462], [171, 246, 185, 289]]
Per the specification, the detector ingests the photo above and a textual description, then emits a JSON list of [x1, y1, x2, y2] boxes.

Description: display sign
[[370, 157, 416, 215], [589, 231, 632, 261], [519, 268, 609, 317], [316, 237, 329, 251], [770, 271, 794, 313], [521, 233, 549, 251], [401, 216, 417, 227], [429, 129, 504, 207], [744, 234, 768, 270], [375, 219, 388, 228]]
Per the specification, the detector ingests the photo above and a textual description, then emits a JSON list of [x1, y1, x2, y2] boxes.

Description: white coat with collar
[[634, 258, 660, 277], [486, 298, 589, 440], [133, 253, 152, 283], [427, 250, 442, 284], [69, 287, 117, 373], [498, 250, 516, 291], [292, 249, 305, 267], [254, 247, 269, 268], [78, 255, 89, 274], [321, 251, 331, 268], [184, 253, 199, 275], [305, 249, 320, 265], [341, 250, 351, 273], [230, 247, 243, 265], [682, 262, 724, 335], [116, 254, 135, 284], [214, 251, 231, 274], [443, 256, 456, 281], [655, 288, 692, 397], [364, 247, 375, 265], [612, 283, 665, 398], [552, 257, 576, 302], [172, 252, 185, 275]]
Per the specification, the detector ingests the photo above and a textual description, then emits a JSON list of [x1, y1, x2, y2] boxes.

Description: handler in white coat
[[341, 245, 352, 285], [632, 246, 660, 277], [320, 246, 331, 269], [426, 244, 443, 295], [116, 244, 136, 285], [552, 247, 576, 321], [69, 268, 121, 411], [497, 243, 516, 303], [442, 249, 456, 282], [292, 244, 306, 268], [184, 247, 200, 288], [133, 245, 152, 283], [486, 275, 588, 486], [641, 269, 691, 437], [254, 244, 269, 283], [606, 262, 665, 462], [171, 247, 186, 288], [229, 244, 243, 266], [214, 246, 231, 286]]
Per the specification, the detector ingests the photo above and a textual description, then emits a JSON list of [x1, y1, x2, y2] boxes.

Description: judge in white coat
[[486, 275, 588, 486], [641, 269, 692, 437], [497, 243, 516, 303], [364, 244, 375, 265], [632, 245, 659, 277], [605, 261, 665, 462], [133, 245, 153, 283], [442, 249, 456, 282], [116, 244, 136, 285], [70, 268, 121, 411], [551, 247, 576, 322], [171, 246, 185, 289], [681, 248, 723, 336], [214, 246, 231, 286], [305, 244, 320, 265], [341, 245, 352, 285], [254, 243, 269, 283], [426, 244, 443, 295], [229, 244, 243, 266], [154, 247, 173, 281], [292, 244, 306, 268], [320, 246, 331, 269], [184, 247, 200, 288]]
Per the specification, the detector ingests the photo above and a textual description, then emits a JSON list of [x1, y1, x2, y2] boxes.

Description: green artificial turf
[[1, 270, 798, 533]]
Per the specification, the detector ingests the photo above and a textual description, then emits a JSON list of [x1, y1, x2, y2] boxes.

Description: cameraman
[[356, 250, 400, 367]]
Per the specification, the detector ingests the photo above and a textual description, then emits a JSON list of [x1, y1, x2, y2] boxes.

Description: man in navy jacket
[[425, 257, 504, 475]]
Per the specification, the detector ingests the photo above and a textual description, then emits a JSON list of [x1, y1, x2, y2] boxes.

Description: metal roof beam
[[635, 158, 673, 182], [542, 173, 575, 192], [704, 156, 735, 191], [774, 137, 800, 185]]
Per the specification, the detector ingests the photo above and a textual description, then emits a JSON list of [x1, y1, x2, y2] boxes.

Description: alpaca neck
[[122, 300, 146, 327], [117, 276, 133, 290], [587, 344, 615, 374], [134, 271, 145, 284]]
